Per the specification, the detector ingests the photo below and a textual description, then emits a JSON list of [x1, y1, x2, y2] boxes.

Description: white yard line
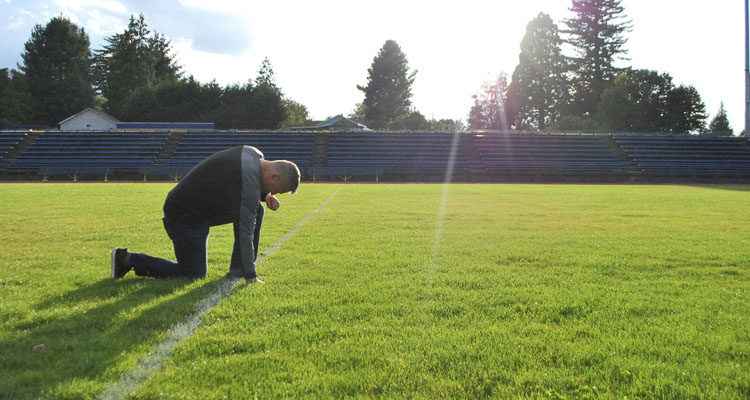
[[97, 187, 342, 400]]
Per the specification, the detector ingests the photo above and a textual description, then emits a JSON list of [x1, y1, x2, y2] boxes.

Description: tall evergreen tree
[[255, 57, 276, 88], [468, 74, 510, 130], [94, 14, 180, 117], [20, 16, 95, 125], [357, 40, 417, 129], [248, 58, 287, 129], [708, 102, 733, 134], [507, 13, 568, 131], [564, 0, 631, 116]]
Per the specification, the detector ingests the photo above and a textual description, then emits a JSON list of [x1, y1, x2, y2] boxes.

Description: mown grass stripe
[[96, 187, 342, 400]]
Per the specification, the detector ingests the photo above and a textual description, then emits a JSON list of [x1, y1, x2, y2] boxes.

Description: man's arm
[[238, 146, 263, 282], [236, 204, 258, 281]]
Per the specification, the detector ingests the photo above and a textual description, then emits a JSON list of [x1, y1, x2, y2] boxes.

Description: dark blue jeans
[[130, 204, 264, 278]]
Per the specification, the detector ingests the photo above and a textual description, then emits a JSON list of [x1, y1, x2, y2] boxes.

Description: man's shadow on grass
[[1, 275, 232, 399]]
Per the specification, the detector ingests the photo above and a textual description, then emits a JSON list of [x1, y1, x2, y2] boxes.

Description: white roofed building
[[58, 108, 119, 131]]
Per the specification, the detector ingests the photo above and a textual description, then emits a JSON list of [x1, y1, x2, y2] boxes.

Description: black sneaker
[[111, 248, 130, 278]]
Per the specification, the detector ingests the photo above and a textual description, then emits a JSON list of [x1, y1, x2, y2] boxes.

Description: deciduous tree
[[597, 69, 706, 133], [282, 99, 309, 128], [468, 74, 510, 130], [427, 118, 465, 132], [389, 110, 428, 131], [597, 69, 668, 132]]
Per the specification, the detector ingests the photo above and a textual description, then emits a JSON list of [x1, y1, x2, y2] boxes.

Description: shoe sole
[[110, 248, 117, 279]]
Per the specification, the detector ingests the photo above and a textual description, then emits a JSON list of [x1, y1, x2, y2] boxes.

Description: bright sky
[[1, 0, 746, 131]]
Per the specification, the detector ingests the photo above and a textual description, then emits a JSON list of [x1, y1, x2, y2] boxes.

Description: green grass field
[[1, 183, 749, 399]]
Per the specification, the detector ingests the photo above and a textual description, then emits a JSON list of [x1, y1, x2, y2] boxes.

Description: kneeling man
[[111, 145, 300, 284]]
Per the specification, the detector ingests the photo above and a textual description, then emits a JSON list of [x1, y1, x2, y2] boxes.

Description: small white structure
[[58, 108, 118, 130]]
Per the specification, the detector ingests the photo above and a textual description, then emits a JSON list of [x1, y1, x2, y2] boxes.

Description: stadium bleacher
[[325, 132, 477, 179], [471, 133, 628, 174], [0, 131, 26, 162], [7, 131, 169, 175], [162, 131, 314, 174], [1, 130, 749, 182], [612, 134, 750, 175]]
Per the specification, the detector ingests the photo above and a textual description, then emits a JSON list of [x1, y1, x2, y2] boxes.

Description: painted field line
[[97, 187, 342, 400]]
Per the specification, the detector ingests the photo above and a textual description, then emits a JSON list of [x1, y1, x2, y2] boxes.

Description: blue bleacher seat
[[326, 132, 476, 176], [471, 134, 627, 174], [5, 129, 748, 180], [162, 131, 314, 174], [0, 131, 27, 162], [8, 131, 169, 173], [612, 134, 750, 175]]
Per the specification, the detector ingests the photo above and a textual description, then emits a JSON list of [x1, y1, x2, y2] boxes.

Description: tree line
[[0, 2, 736, 134], [343, 0, 732, 134], [0, 14, 302, 129], [466, 0, 733, 134]]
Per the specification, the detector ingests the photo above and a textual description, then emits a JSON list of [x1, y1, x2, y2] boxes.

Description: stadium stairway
[[462, 134, 488, 173], [153, 130, 187, 165], [1, 130, 42, 166], [602, 134, 640, 175], [312, 132, 328, 166]]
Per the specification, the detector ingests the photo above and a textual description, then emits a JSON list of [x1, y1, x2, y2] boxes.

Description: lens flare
[[426, 131, 461, 283]]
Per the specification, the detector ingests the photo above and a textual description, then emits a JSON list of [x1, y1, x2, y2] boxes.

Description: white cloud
[[18, 7, 34, 17], [177, 0, 252, 15], [172, 37, 254, 84], [84, 9, 125, 35], [54, 0, 127, 14], [7, 15, 24, 30]]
